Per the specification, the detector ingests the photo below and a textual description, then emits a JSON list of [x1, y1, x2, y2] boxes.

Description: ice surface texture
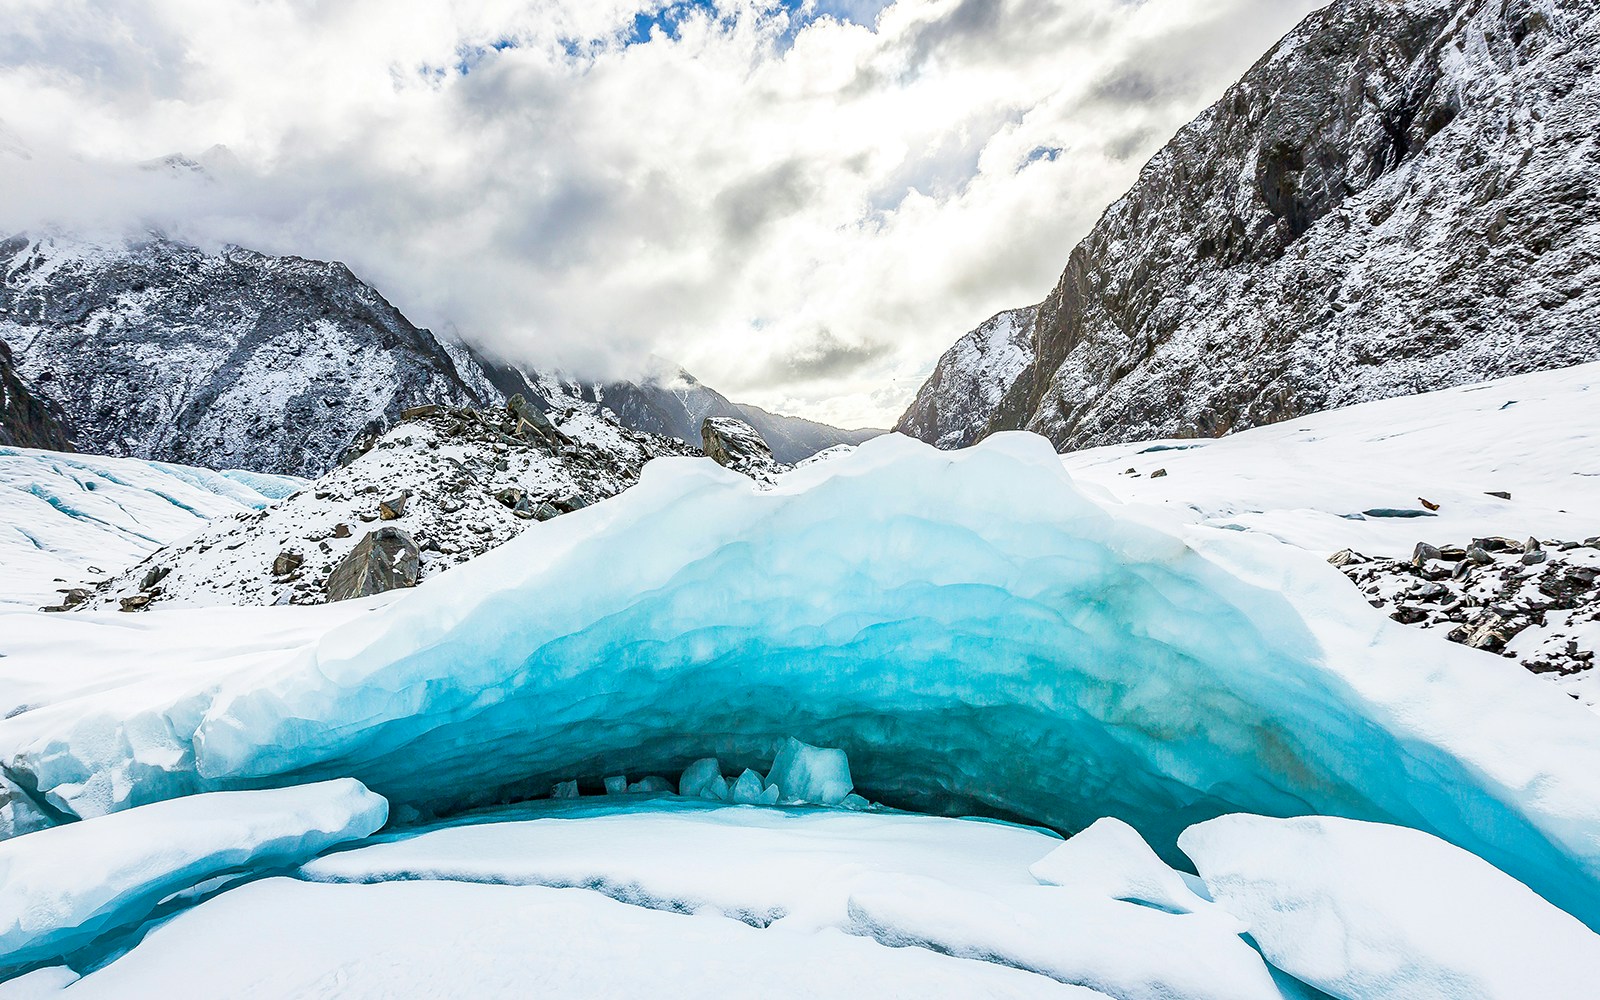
[[8, 434, 1600, 927], [0, 779, 386, 976], [1180, 815, 1600, 999]]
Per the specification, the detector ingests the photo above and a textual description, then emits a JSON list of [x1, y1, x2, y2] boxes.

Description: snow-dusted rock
[[701, 416, 782, 481], [83, 402, 689, 609], [1179, 814, 1600, 1000], [0, 234, 498, 477], [894, 305, 1037, 450], [0, 778, 387, 976], [901, 0, 1600, 452]]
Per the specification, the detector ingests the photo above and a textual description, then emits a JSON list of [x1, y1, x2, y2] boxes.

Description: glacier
[[1179, 814, 1600, 999], [4, 432, 1600, 931], [0, 779, 386, 977]]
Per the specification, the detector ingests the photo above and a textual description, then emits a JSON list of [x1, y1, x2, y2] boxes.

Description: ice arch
[[11, 435, 1600, 925]]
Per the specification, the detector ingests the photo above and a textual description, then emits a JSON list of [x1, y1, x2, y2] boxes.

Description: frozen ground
[[4, 430, 1600, 930], [1061, 362, 1600, 559], [0, 447, 300, 610], [2, 368, 1599, 994]]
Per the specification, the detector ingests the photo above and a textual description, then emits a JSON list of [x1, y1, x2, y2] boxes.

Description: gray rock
[[1467, 546, 1495, 565], [378, 491, 411, 520], [1522, 550, 1550, 566], [701, 417, 781, 480], [325, 527, 421, 602], [1411, 542, 1442, 567], [1327, 548, 1368, 567], [897, 0, 1600, 453], [1149, 468, 1168, 479], [271, 551, 303, 576]]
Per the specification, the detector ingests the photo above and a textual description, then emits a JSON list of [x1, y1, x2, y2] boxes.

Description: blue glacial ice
[[0, 778, 386, 976], [6, 433, 1600, 927]]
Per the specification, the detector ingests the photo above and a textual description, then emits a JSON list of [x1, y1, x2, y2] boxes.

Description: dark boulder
[[325, 527, 421, 602]]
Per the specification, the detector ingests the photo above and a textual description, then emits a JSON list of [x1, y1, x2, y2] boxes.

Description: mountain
[[898, 0, 1600, 451], [0, 233, 872, 475], [894, 306, 1037, 451], [0, 234, 492, 477], [0, 338, 73, 450], [523, 363, 883, 466]]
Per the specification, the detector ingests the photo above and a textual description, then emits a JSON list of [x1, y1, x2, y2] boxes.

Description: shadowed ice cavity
[[17, 433, 1600, 927]]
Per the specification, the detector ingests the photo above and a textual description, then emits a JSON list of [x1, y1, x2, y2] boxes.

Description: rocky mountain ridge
[[898, 0, 1600, 451], [0, 233, 876, 476]]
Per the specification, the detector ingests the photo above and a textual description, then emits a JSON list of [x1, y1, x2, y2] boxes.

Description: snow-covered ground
[[1061, 362, 1600, 559], [2, 367, 1599, 995], [0, 447, 301, 610]]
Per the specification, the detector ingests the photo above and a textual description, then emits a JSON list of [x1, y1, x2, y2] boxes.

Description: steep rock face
[[902, 0, 1600, 451], [0, 338, 73, 451], [0, 234, 491, 477], [893, 306, 1037, 450]]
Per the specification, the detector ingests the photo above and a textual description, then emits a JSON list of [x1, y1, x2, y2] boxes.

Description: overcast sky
[[0, 0, 1324, 427]]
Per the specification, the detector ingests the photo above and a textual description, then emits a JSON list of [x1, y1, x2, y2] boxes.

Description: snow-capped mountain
[[899, 0, 1600, 451], [0, 233, 493, 478], [525, 362, 882, 466], [895, 305, 1037, 451], [0, 233, 877, 476]]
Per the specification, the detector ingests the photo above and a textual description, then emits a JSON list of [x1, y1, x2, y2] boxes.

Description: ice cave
[[6, 434, 1600, 937]]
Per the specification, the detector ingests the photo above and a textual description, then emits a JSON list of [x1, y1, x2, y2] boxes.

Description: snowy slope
[[0, 447, 301, 610], [900, 0, 1600, 451], [84, 402, 690, 610], [1062, 362, 1600, 703], [1061, 363, 1600, 558]]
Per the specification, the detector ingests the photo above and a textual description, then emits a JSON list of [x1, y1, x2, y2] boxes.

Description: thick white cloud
[[0, 0, 1325, 427]]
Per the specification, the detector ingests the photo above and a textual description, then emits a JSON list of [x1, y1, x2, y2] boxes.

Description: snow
[[300, 801, 1060, 932], [0, 446, 300, 609], [1179, 814, 1600, 1000], [51, 877, 1100, 999], [1028, 817, 1223, 918], [848, 878, 1282, 1000], [1061, 363, 1600, 560], [0, 779, 386, 977], [6, 431, 1600, 931]]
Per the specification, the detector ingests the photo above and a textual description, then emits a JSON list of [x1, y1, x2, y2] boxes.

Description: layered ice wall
[[8, 434, 1600, 926]]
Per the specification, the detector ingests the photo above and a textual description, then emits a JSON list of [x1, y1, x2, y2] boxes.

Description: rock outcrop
[[702, 417, 782, 481], [900, 0, 1600, 451], [0, 339, 73, 451], [1337, 535, 1600, 692], [325, 527, 421, 602]]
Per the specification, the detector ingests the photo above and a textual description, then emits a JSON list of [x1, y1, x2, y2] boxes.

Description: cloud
[[0, 0, 1327, 426]]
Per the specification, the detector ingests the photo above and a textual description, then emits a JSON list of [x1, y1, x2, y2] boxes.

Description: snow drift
[[5, 433, 1600, 928]]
